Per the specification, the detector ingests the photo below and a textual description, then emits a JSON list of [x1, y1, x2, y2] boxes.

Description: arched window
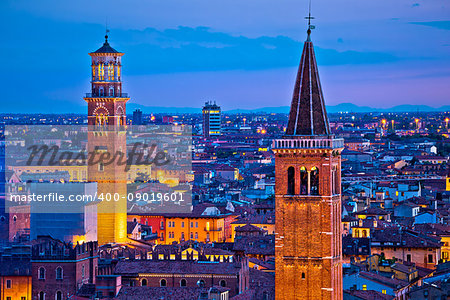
[[301, 272, 305, 279], [219, 280, 226, 287], [39, 267, 46, 279], [99, 87, 104, 96], [56, 291, 62, 300], [160, 279, 167, 287], [109, 87, 114, 97], [56, 267, 63, 279], [141, 279, 147, 286], [39, 291, 45, 300], [310, 167, 319, 195], [180, 279, 187, 287], [300, 167, 308, 195], [287, 167, 295, 195], [197, 279, 205, 287], [81, 265, 85, 278]]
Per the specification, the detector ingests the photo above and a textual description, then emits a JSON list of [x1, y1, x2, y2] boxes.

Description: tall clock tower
[[273, 26, 344, 299], [84, 33, 129, 244]]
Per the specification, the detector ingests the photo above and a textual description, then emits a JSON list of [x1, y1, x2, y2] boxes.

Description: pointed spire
[[285, 15, 330, 137]]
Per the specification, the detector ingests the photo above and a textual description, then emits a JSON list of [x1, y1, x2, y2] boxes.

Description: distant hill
[[1, 102, 448, 115], [127, 102, 450, 114]]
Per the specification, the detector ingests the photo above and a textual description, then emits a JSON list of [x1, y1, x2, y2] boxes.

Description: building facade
[[273, 26, 344, 299], [31, 237, 98, 300], [202, 101, 221, 138]]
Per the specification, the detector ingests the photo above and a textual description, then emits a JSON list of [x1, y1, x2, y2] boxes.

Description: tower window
[[160, 279, 167, 287], [300, 167, 308, 195], [287, 167, 295, 195], [56, 291, 62, 300], [310, 166, 319, 195], [180, 279, 187, 287], [141, 279, 147, 286], [301, 272, 305, 279]]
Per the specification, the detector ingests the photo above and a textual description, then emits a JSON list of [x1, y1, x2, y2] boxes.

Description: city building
[[83, 33, 129, 244], [202, 101, 221, 138], [272, 24, 344, 299], [132, 108, 143, 125], [31, 237, 98, 300]]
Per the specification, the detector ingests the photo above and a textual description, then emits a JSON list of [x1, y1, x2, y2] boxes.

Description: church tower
[[273, 24, 344, 299], [84, 33, 129, 245]]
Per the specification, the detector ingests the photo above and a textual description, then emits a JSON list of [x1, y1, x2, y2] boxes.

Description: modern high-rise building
[[132, 108, 143, 125], [202, 101, 221, 138], [84, 33, 128, 245], [273, 25, 344, 299]]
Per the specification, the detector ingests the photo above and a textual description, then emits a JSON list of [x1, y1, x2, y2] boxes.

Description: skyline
[[1, 0, 449, 113]]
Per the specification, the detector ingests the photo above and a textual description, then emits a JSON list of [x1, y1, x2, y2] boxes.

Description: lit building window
[[362, 285, 367, 291]]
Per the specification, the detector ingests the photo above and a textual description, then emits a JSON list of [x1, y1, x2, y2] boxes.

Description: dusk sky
[[1, 0, 449, 113]]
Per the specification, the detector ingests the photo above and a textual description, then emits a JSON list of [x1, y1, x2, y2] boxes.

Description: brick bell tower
[[273, 24, 344, 299], [84, 32, 129, 245]]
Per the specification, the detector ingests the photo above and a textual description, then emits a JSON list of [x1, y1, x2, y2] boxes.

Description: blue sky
[[1, 0, 449, 112]]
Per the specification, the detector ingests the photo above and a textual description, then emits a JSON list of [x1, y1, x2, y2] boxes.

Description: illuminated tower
[[84, 33, 128, 244], [273, 24, 344, 299]]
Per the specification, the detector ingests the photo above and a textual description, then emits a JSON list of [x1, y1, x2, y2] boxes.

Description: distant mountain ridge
[[1, 102, 448, 115], [127, 102, 450, 114]]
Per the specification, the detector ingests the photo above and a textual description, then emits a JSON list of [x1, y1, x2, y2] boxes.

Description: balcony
[[85, 93, 129, 98], [272, 137, 344, 150]]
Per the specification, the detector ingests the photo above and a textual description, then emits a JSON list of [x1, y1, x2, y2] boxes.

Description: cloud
[[410, 21, 450, 30]]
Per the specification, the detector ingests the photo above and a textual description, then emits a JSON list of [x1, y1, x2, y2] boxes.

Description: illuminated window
[[362, 285, 367, 291], [310, 167, 319, 195], [300, 166, 308, 195], [382, 290, 386, 294]]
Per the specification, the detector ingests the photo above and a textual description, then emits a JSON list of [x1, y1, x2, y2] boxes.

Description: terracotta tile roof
[[114, 260, 241, 275], [371, 228, 442, 248], [359, 271, 409, 290], [116, 286, 206, 299], [344, 289, 394, 300], [233, 235, 275, 256]]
